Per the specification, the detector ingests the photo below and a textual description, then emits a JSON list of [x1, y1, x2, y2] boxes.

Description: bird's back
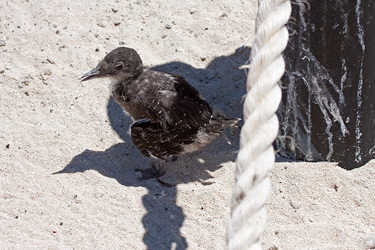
[[113, 70, 213, 130]]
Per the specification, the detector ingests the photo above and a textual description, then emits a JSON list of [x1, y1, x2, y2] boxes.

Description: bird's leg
[[135, 159, 175, 187], [151, 160, 166, 177], [135, 162, 161, 180], [153, 160, 175, 187]]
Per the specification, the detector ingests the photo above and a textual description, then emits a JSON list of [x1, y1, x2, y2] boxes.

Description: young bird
[[81, 47, 239, 180]]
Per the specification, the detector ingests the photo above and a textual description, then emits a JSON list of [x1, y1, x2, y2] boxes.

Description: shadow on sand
[[54, 46, 250, 250]]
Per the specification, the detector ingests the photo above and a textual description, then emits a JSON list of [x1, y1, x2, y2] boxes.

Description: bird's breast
[[111, 81, 145, 120]]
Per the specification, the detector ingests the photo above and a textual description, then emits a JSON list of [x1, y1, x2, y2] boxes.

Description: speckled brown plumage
[[81, 47, 239, 161]]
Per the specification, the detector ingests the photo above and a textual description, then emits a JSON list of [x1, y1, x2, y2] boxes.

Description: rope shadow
[[54, 46, 250, 250]]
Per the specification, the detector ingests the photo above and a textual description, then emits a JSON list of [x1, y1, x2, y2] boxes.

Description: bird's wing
[[130, 118, 198, 159], [135, 72, 212, 130]]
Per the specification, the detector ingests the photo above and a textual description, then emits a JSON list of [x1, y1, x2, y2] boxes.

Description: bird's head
[[80, 47, 144, 82]]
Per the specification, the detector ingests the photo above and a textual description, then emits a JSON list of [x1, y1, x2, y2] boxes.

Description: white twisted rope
[[227, 1, 291, 249]]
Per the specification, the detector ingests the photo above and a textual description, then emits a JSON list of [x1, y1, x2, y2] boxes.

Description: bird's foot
[[135, 167, 160, 180], [135, 163, 175, 187], [155, 176, 175, 188]]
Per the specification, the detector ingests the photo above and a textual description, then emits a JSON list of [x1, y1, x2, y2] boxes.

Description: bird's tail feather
[[208, 118, 240, 132], [219, 131, 231, 145], [207, 118, 240, 145]]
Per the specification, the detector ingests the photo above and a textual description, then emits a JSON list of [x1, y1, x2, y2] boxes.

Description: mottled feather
[[81, 47, 239, 160]]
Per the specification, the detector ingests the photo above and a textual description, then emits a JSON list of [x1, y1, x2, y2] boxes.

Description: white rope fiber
[[227, 1, 291, 249]]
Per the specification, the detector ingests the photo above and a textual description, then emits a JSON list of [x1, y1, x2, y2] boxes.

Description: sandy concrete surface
[[1, 1, 374, 249]]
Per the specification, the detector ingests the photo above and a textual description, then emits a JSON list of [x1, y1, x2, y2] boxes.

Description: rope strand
[[227, 1, 291, 249]]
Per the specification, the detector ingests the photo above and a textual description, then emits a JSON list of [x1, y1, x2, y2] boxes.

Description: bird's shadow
[[55, 46, 250, 250]]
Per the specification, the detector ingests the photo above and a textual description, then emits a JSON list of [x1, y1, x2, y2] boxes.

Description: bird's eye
[[114, 62, 124, 70]]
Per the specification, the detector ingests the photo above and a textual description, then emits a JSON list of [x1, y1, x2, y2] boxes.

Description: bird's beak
[[80, 66, 102, 81]]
